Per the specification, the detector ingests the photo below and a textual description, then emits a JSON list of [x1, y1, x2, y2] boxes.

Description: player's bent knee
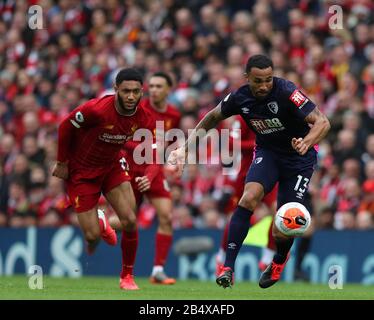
[[238, 191, 262, 211], [109, 215, 122, 231], [119, 212, 137, 231], [84, 229, 101, 242], [158, 211, 173, 225]]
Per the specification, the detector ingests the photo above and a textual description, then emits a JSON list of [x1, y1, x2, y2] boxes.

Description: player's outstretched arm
[[167, 103, 227, 171], [292, 107, 330, 155]]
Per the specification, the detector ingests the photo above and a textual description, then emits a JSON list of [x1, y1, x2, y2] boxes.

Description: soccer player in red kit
[[52, 68, 155, 290], [110, 72, 181, 284]]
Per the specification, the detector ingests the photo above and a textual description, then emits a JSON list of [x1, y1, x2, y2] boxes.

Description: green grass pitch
[[0, 276, 372, 300]]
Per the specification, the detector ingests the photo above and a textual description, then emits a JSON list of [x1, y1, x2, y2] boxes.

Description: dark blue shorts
[[245, 147, 317, 209]]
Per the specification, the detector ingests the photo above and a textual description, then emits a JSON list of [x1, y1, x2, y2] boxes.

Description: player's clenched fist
[[167, 147, 186, 177], [291, 137, 309, 156], [52, 161, 69, 180]]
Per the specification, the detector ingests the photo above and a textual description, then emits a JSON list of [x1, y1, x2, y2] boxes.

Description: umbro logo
[[228, 242, 236, 250], [241, 107, 250, 114]]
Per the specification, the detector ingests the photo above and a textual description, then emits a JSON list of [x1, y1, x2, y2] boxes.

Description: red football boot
[[98, 209, 117, 246]]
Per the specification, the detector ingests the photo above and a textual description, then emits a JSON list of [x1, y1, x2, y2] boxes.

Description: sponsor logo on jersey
[[267, 101, 278, 114], [249, 118, 285, 134], [99, 133, 132, 144], [289, 90, 309, 108]]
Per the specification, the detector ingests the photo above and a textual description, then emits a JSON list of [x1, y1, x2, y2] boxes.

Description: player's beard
[[116, 95, 139, 115]]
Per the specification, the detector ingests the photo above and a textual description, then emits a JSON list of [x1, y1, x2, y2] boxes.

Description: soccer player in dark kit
[[52, 68, 156, 290], [168, 55, 330, 289]]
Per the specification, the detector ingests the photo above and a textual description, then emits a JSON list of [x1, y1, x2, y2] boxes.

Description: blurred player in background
[[53, 68, 156, 290], [168, 55, 330, 289], [110, 72, 181, 284]]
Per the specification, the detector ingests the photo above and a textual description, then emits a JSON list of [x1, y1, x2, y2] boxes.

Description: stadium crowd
[[0, 0, 373, 231]]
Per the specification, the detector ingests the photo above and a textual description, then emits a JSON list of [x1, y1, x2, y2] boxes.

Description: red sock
[[267, 218, 276, 251], [120, 229, 138, 277], [220, 221, 230, 250], [154, 233, 172, 266], [98, 218, 104, 234]]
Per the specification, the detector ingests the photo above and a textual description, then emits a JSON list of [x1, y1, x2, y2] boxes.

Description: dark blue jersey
[[220, 77, 316, 154]]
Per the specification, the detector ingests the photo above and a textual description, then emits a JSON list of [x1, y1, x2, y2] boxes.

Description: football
[[274, 202, 311, 236]]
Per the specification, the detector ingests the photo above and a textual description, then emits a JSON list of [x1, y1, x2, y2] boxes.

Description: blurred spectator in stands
[[342, 110, 368, 152], [316, 206, 335, 230], [38, 176, 71, 227], [335, 211, 356, 230], [361, 133, 374, 165], [0, 165, 8, 226], [172, 205, 194, 229], [334, 178, 362, 230], [22, 135, 46, 167], [341, 158, 363, 182], [7, 179, 36, 227], [358, 160, 374, 218], [198, 208, 225, 229], [0, 133, 18, 175], [333, 129, 362, 166], [9, 154, 30, 188], [356, 211, 374, 230]]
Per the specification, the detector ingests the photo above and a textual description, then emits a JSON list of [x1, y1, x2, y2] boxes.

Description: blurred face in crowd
[[149, 76, 170, 105], [246, 66, 273, 99], [114, 80, 143, 113]]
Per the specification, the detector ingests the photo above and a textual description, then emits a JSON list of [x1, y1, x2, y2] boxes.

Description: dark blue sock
[[224, 206, 253, 271], [273, 237, 294, 264]]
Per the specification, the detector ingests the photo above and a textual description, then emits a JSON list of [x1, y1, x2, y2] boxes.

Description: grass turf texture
[[0, 276, 372, 300]]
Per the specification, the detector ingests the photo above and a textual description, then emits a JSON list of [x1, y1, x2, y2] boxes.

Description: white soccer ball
[[274, 202, 311, 237]]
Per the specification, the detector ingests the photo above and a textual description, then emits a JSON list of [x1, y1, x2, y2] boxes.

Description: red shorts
[[66, 155, 131, 213], [223, 171, 247, 214], [131, 169, 171, 205]]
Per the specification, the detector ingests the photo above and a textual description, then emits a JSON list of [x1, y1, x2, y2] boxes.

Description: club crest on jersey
[[289, 90, 309, 108], [254, 157, 263, 164], [267, 101, 278, 114]]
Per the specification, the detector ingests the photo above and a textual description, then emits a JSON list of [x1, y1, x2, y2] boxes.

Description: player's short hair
[[151, 72, 173, 87], [245, 55, 273, 73], [115, 68, 143, 86]]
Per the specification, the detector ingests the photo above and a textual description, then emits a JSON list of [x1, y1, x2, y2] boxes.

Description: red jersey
[[140, 98, 181, 131], [221, 116, 256, 213], [124, 98, 181, 173], [236, 116, 256, 175], [57, 95, 155, 175], [225, 116, 256, 179]]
